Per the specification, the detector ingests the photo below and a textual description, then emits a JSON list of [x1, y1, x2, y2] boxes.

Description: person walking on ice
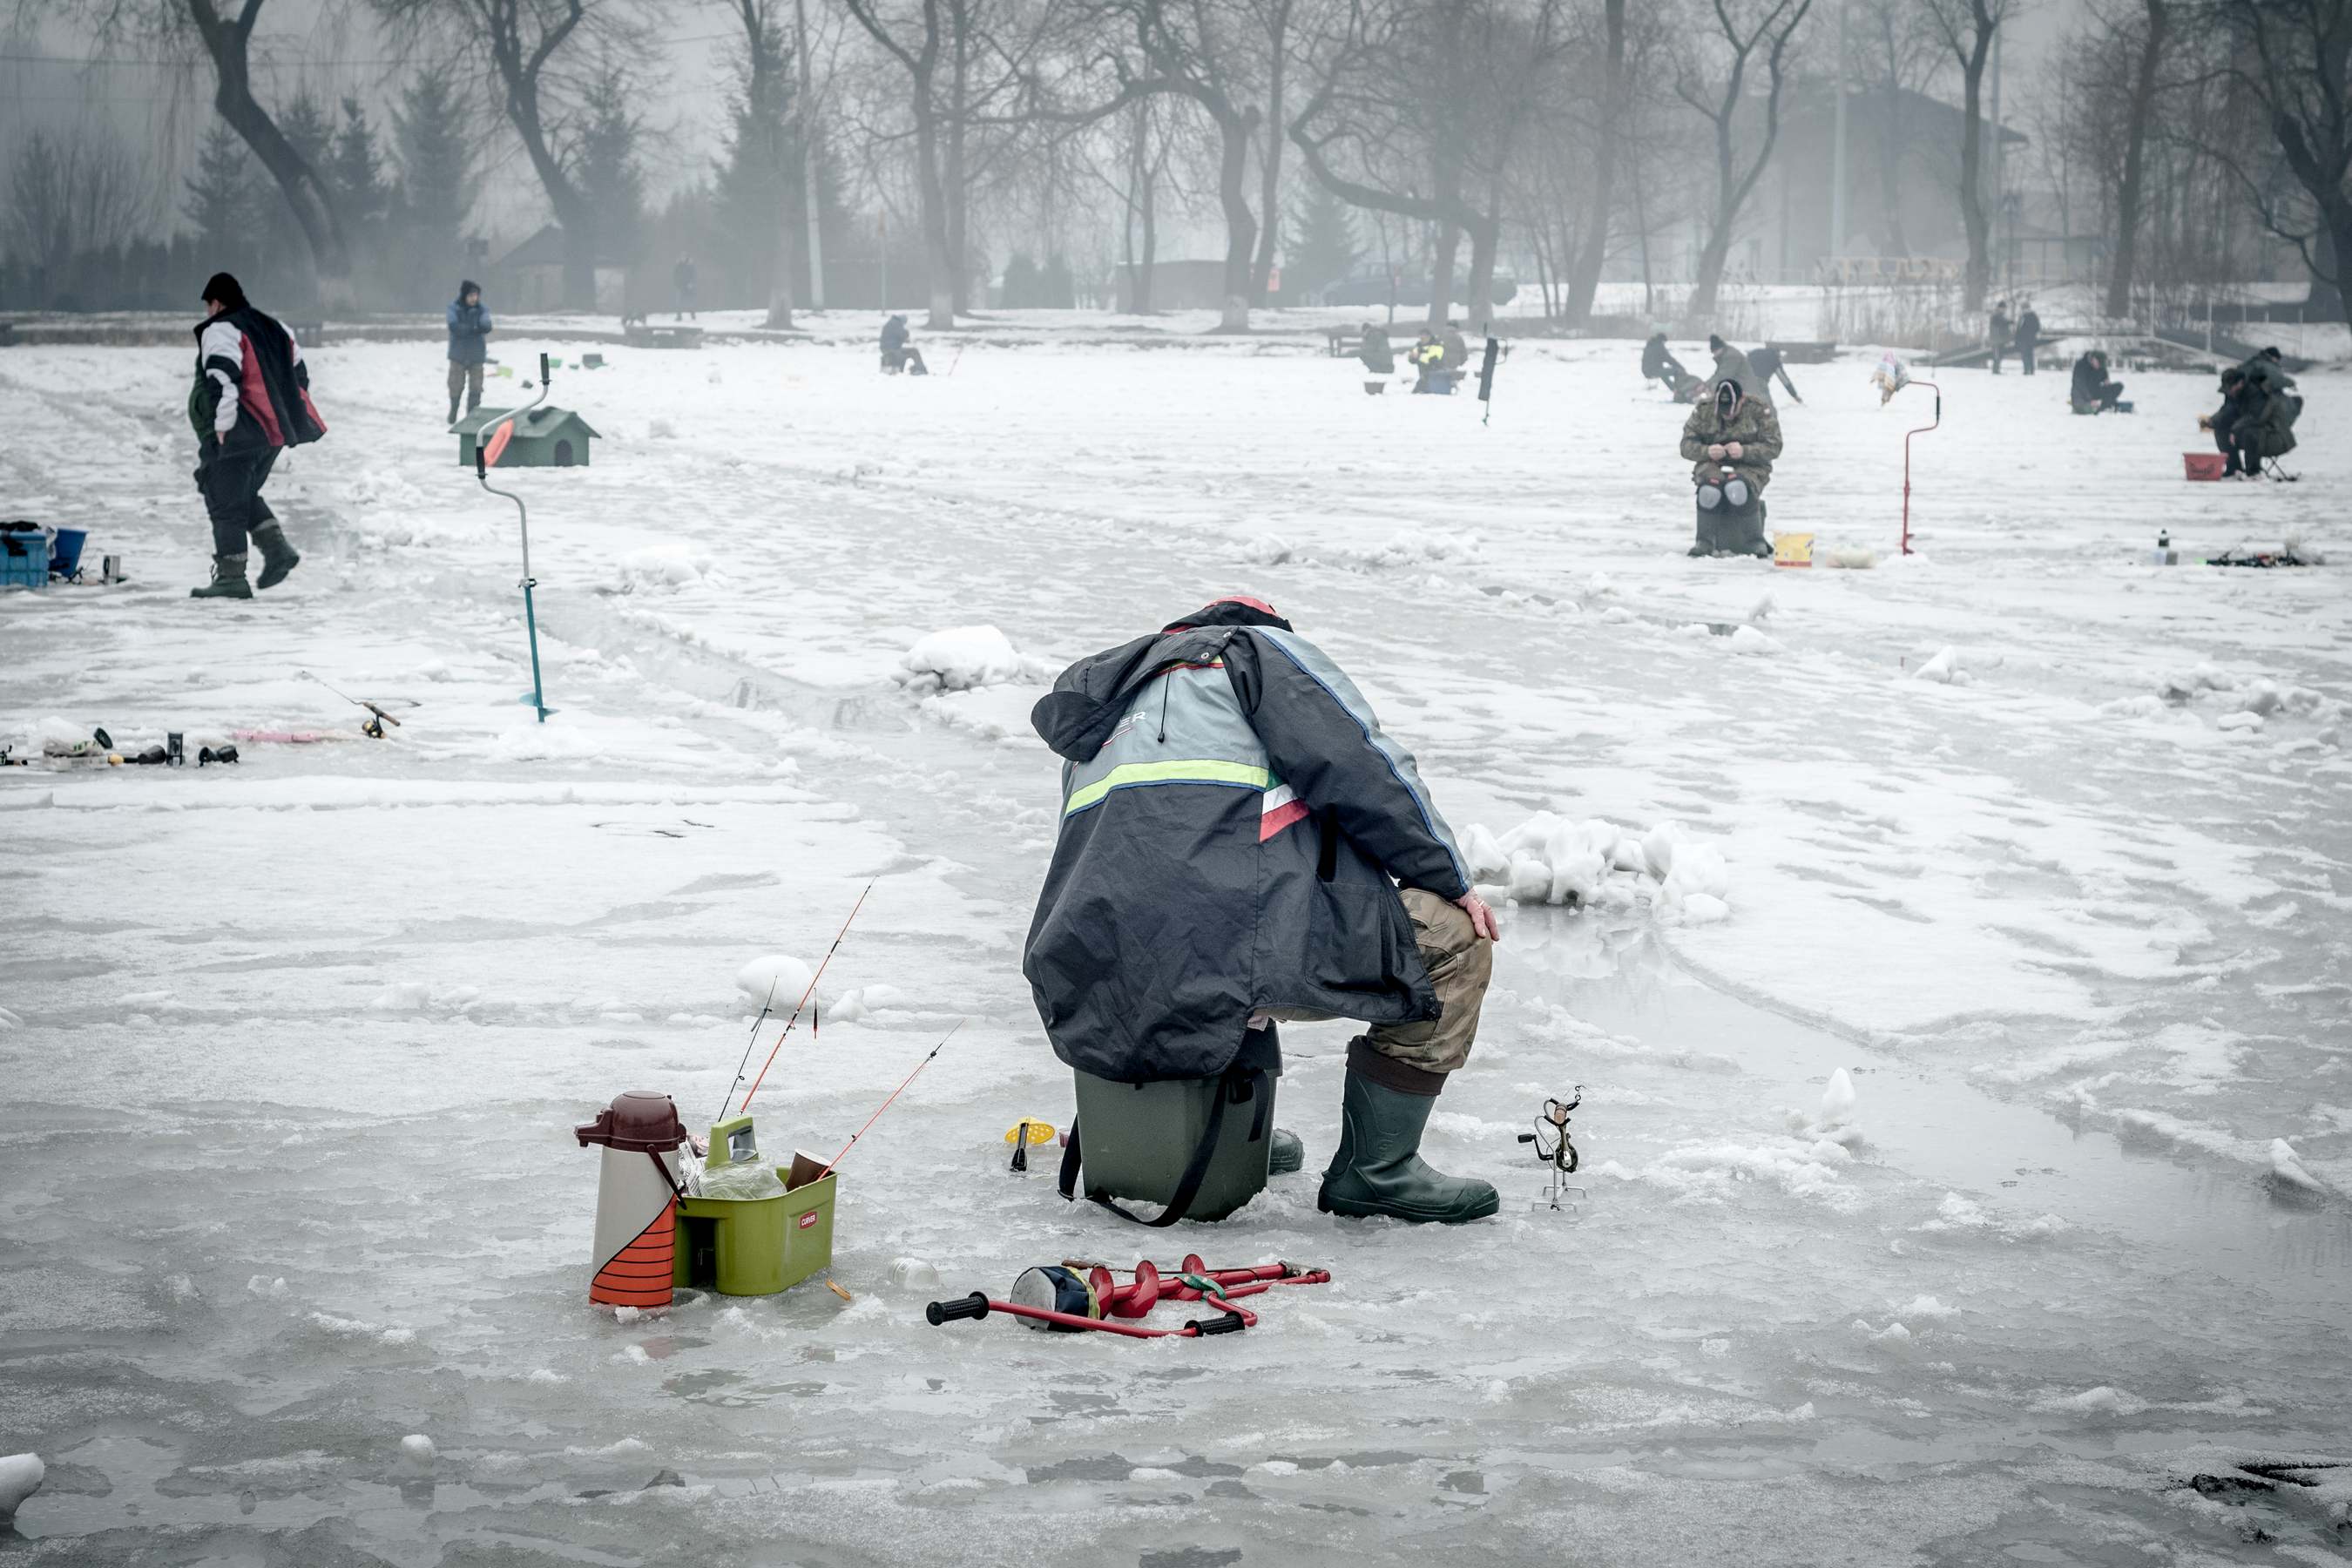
[[446, 280, 491, 425], [187, 271, 326, 599], [1680, 375, 1781, 558], [1024, 594, 1504, 1224]]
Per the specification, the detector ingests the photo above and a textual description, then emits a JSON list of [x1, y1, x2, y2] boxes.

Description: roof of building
[[454, 404, 602, 440], [493, 224, 628, 272]]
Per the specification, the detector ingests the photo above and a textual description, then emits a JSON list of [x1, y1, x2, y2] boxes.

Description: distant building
[[492, 224, 629, 314]]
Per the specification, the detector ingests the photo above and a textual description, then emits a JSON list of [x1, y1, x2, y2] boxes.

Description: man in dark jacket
[[2069, 349, 2122, 414], [880, 314, 928, 375], [1641, 332, 1689, 397], [188, 272, 326, 599], [446, 280, 492, 425], [2204, 368, 2254, 476], [2014, 302, 2042, 375], [672, 255, 698, 321], [1025, 596, 1503, 1224], [1746, 342, 1803, 405], [1989, 301, 2012, 374], [1358, 322, 1395, 375]]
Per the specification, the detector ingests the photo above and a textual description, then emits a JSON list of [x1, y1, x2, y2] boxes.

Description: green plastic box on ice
[[672, 1117, 836, 1296]]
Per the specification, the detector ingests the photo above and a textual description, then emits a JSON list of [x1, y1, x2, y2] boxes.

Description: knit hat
[[200, 272, 247, 312]]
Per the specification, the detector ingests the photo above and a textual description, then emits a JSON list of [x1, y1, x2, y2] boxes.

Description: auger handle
[[926, 1293, 990, 1325], [1187, 1313, 1248, 1335]]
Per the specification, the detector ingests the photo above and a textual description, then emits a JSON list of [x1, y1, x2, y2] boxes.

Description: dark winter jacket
[[1441, 328, 1470, 371], [2245, 382, 2302, 458], [1642, 335, 1683, 379], [881, 315, 909, 354], [2070, 354, 2106, 408], [1680, 381, 1781, 493], [1358, 325, 1395, 375], [188, 306, 326, 450], [2015, 310, 2041, 350], [1708, 342, 1754, 395], [447, 293, 493, 365], [1989, 308, 2011, 345], [2238, 354, 2295, 395], [1024, 600, 1471, 1085]]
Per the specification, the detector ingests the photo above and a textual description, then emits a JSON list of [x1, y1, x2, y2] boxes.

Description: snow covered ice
[[3, 321, 2350, 1565]]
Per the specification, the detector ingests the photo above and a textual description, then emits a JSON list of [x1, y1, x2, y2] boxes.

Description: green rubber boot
[[250, 523, 300, 590], [1317, 1064, 1498, 1223], [190, 553, 252, 600], [1269, 1128, 1305, 1176]]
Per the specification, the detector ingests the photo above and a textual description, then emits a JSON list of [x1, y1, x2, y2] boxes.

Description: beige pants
[[1264, 888, 1492, 1079], [447, 361, 483, 414]]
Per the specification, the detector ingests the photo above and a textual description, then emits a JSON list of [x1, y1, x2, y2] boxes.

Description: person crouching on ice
[[1024, 595, 1504, 1223], [1680, 375, 1781, 558]]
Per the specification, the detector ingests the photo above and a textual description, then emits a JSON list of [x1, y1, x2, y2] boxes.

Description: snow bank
[[2268, 1138, 2329, 1195], [735, 954, 819, 1016], [1462, 814, 1732, 922], [616, 542, 714, 592], [894, 625, 1052, 694]]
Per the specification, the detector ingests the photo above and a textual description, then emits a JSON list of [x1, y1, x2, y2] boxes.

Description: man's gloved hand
[[1456, 890, 1501, 943], [1726, 441, 1744, 459], [1707, 443, 1727, 461]]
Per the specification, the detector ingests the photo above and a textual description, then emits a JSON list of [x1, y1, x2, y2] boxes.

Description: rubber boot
[[1317, 1062, 1499, 1223], [250, 522, 300, 590], [189, 552, 252, 600], [1269, 1128, 1305, 1176], [448, 395, 461, 425]]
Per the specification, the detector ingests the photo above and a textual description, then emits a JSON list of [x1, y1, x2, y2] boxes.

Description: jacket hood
[[1031, 617, 1273, 764], [458, 280, 480, 298], [1161, 597, 1291, 634], [1713, 378, 1744, 419]]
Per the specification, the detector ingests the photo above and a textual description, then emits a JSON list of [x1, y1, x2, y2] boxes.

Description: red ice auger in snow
[[925, 1256, 1330, 1340]]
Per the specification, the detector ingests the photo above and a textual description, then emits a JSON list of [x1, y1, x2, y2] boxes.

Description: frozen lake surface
[[3, 321, 2349, 1565]]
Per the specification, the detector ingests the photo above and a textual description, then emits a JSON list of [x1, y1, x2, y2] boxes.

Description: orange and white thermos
[[574, 1090, 689, 1310]]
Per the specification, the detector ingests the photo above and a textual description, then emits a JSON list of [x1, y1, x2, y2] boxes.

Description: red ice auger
[[925, 1256, 1331, 1340]]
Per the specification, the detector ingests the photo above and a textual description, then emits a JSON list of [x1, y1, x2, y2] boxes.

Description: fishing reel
[[1517, 1087, 1588, 1214]]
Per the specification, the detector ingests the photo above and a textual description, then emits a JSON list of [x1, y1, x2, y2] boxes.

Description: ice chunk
[[895, 625, 1046, 693], [0, 1453, 44, 1517], [735, 954, 817, 1015], [1819, 1068, 1857, 1128], [400, 1435, 436, 1470], [1727, 625, 1782, 655]]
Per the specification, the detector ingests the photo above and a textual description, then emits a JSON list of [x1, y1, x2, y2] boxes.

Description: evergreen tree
[[393, 72, 479, 304], [573, 67, 645, 264], [1288, 179, 1360, 301], [333, 98, 389, 231], [184, 122, 259, 275]]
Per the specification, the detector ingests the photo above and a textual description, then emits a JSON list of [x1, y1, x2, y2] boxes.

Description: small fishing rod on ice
[[733, 880, 876, 1117], [817, 1019, 963, 1180]]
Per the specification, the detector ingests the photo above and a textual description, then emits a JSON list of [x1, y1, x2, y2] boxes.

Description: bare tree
[[1246, 0, 1295, 305], [1845, 0, 1943, 257], [2210, 0, 2352, 322], [1559, 0, 1625, 326], [720, 0, 806, 328], [1922, 0, 2015, 311], [375, 0, 639, 311], [2099, 0, 2171, 315], [1290, 0, 1560, 327], [4, 127, 156, 279], [28, 0, 358, 305], [1673, 0, 1815, 318]]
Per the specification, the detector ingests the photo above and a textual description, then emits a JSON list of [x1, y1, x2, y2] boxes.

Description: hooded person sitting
[[1025, 595, 1504, 1225], [2070, 349, 2123, 414], [1358, 322, 1396, 375], [1680, 376, 1781, 558], [880, 314, 928, 375]]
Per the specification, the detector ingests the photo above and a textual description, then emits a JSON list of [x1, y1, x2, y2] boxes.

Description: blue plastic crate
[[1, 527, 48, 591]]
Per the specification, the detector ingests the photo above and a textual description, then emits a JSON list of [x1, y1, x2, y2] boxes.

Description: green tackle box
[[673, 1149, 836, 1296]]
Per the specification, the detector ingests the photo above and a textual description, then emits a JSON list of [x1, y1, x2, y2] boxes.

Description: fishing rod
[[717, 975, 782, 1126], [736, 879, 875, 1115], [296, 670, 414, 738], [816, 1019, 962, 1179]]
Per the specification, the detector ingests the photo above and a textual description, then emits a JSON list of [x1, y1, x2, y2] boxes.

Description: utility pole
[[794, 0, 825, 309], [1830, 0, 1848, 265]]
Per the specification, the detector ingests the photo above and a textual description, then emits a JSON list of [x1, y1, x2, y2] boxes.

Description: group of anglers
[[1354, 321, 1476, 393]]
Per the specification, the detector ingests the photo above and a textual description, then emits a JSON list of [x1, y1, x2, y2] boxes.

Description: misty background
[[0, 0, 2342, 345]]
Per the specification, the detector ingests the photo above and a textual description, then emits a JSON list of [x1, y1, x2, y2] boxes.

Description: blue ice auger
[[474, 352, 553, 722]]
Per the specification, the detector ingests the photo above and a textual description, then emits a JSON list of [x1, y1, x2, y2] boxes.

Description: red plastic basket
[[2183, 451, 2226, 482]]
